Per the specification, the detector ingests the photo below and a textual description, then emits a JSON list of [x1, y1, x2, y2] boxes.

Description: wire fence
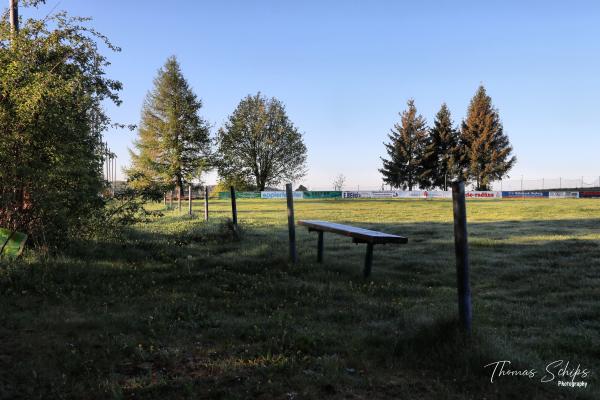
[[491, 177, 600, 191], [304, 177, 600, 192]]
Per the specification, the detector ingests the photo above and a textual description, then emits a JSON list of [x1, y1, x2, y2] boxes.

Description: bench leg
[[317, 231, 324, 263], [364, 243, 374, 277]]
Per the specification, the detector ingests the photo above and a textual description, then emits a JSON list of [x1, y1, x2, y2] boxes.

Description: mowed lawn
[[1, 198, 599, 399]]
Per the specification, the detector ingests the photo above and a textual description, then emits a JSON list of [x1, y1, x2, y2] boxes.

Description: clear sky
[[24, 1, 600, 189]]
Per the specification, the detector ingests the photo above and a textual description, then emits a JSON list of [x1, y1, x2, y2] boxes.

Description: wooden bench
[[297, 220, 407, 277]]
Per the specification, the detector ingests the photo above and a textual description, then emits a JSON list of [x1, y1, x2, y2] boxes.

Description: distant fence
[[217, 190, 600, 199], [492, 177, 600, 191]]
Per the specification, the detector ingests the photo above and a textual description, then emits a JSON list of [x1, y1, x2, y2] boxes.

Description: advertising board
[[501, 191, 548, 198], [261, 191, 304, 199]]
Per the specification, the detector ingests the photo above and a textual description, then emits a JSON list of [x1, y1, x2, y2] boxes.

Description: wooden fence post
[[178, 186, 182, 212], [452, 181, 472, 334], [286, 183, 297, 264], [230, 186, 238, 229], [188, 185, 192, 216], [204, 187, 209, 221]]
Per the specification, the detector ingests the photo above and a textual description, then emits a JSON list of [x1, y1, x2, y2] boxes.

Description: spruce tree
[[127, 57, 211, 205], [459, 86, 516, 190], [379, 99, 428, 190], [421, 103, 460, 190]]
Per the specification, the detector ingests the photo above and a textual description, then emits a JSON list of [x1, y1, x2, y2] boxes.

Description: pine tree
[[127, 57, 211, 206], [421, 103, 460, 190], [459, 86, 516, 190], [379, 99, 428, 190]]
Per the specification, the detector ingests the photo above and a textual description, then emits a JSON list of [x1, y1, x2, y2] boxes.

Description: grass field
[[1, 198, 599, 399]]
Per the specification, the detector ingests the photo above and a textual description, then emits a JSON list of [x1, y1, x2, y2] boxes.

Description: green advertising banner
[[0, 228, 27, 258], [218, 192, 261, 199], [303, 191, 342, 199]]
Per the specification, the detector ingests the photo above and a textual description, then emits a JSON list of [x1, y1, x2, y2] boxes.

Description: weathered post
[[452, 181, 472, 334], [177, 186, 182, 212], [163, 192, 167, 206], [169, 190, 173, 209], [230, 186, 238, 228], [286, 183, 297, 264], [188, 185, 193, 216], [317, 231, 324, 262], [204, 187, 209, 221]]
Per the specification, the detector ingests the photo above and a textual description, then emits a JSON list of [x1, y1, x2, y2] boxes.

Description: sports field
[[1, 198, 599, 399]]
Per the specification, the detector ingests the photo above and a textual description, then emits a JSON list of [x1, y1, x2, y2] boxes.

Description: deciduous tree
[[0, 6, 122, 245], [216, 93, 307, 191]]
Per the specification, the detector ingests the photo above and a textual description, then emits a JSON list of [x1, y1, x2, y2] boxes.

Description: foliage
[[215, 93, 307, 191], [210, 177, 257, 197], [0, 7, 122, 247], [421, 103, 461, 190], [459, 86, 516, 190], [379, 99, 429, 190], [126, 56, 211, 198]]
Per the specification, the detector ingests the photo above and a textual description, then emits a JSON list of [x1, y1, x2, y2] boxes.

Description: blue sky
[[25, 1, 600, 189]]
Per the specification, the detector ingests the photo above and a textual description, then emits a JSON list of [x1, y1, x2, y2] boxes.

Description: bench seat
[[297, 220, 407, 277]]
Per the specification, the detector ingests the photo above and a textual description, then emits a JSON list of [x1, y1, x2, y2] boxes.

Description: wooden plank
[[298, 220, 407, 245]]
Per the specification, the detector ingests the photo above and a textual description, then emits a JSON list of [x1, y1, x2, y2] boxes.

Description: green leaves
[[0, 8, 122, 246], [215, 93, 307, 191]]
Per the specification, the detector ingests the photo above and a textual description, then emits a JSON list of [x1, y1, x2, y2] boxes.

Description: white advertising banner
[[371, 191, 396, 198], [261, 191, 304, 199], [342, 191, 374, 198], [340, 190, 501, 199], [549, 191, 579, 199], [424, 191, 452, 199], [464, 191, 502, 199]]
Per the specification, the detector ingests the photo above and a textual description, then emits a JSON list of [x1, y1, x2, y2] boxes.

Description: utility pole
[[10, 0, 19, 34]]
